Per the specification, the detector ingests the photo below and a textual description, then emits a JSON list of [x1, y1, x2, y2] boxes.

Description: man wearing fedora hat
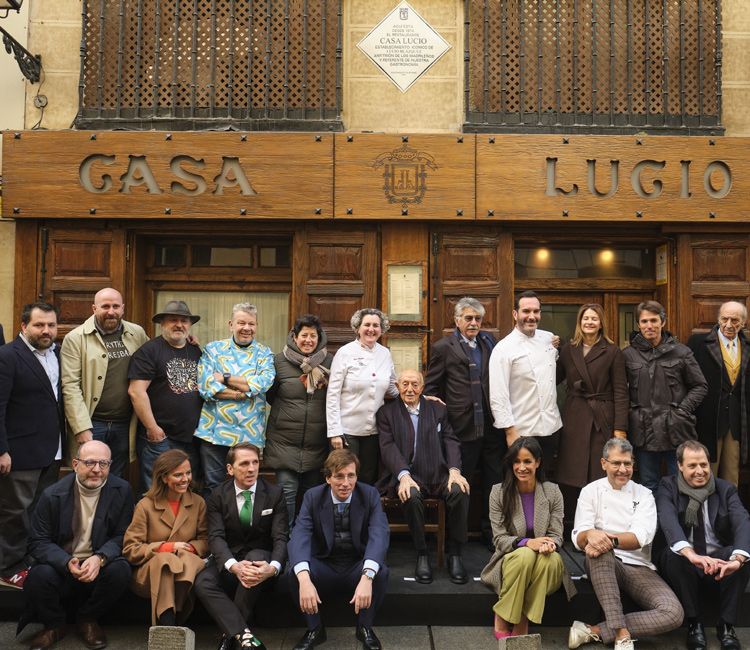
[[128, 300, 204, 491]]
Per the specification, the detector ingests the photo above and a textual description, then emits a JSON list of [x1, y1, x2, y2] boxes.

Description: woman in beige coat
[[481, 438, 576, 639], [123, 449, 208, 625]]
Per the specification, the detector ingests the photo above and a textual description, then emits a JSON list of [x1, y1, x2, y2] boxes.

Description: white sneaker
[[614, 638, 634, 650], [568, 620, 601, 649]]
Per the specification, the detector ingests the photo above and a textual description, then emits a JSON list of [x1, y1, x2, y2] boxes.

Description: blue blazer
[[656, 474, 750, 558], [288, 482, 389, 569], [0, 336, 64, 470]]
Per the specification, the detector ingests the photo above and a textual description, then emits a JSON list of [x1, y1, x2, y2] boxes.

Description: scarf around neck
[[677, 472, 716, 528], [282, 329, 329, 394]]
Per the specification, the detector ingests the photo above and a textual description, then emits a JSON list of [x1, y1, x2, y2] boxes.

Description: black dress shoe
[[415, 554, 432, 583], [448, 554, 468, 584], [717, 623, 741, 650], [217, 634, 235, 650], [686, 621, 707, 650], [356, 626, 382, 650], [293, 625, 327, 650]]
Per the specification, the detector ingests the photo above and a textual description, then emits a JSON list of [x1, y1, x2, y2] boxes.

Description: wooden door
[[15, 223, 127, 339], [292, 223, 378, 349], [429, 227, 512, 342], [677, 234, 750, 341]]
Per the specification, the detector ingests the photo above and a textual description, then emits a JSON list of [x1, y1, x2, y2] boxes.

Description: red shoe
[[0, 568, 29, 589]]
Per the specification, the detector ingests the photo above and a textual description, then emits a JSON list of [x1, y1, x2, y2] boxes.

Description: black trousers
[[460, 424, 506, 541], [659, 549, 750, 625], [23, 558, 131, 628], [193, 549, 275, 636], [290, 558, 389, 629], [402, 483, 469, 555]]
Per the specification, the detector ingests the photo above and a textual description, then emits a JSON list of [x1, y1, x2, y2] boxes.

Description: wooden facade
[[5, 131, 750, 357]]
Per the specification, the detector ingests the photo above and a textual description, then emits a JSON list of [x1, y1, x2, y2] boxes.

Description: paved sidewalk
[[3, 623, 750, 649]]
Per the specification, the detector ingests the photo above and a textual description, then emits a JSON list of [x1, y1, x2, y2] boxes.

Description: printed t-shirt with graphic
[[128, 337, 203, 443], [93, 328, 135, 420]]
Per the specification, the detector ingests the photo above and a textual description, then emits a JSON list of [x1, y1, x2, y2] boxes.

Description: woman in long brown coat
[[557, 303, 628, 493], [123, 449, 208, 626]]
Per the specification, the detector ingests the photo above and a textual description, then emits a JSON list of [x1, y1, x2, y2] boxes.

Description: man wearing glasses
[[424, 296, 501, 549], [18, 441, 134, 650], [568, 438, 683, 650]]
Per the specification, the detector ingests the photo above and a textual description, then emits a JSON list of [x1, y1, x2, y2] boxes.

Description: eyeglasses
[[604, 459, 633, 469], [75, 459, 112, 469]]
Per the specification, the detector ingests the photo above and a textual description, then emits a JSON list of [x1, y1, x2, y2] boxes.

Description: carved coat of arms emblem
[[371, 143, 438, 206]]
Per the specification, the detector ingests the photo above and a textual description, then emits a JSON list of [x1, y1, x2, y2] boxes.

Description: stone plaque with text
[[357, 1, 451, 93]]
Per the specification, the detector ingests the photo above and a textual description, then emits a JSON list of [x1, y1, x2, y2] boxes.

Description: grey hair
[[350, 308, 390, 334], [232, 303, 258, 319], [454, 297, 485, 320], [602, 437, 633, 460], [718, 301, 748, 322]]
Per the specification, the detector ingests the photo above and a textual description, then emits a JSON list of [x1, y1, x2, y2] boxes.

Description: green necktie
[[240, 490, 254, 528]]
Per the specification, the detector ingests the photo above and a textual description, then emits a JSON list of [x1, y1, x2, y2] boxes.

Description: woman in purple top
[[480, 438, 576, 639]]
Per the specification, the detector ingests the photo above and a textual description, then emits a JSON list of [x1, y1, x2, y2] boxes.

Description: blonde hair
[[571, 303, 613, 346]]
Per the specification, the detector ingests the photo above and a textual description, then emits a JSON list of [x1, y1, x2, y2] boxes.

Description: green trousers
[[493, 547, 563, 625]]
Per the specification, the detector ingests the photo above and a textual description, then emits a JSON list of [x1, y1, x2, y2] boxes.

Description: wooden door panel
[[36, 225, 127, 338], [680, 234, 750, 339], [293, 224, 378, 349], [429, 228, 511, 341]]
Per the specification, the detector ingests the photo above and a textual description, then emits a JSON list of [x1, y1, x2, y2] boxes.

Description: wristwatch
[[223, 373, 231, 385], [96, 553, 107, 566], [730, 554, 746, 565], [362, 568, 376, 581], [611, 536, 620, 549]]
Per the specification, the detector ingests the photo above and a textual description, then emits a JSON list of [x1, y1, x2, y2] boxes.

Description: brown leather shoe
[[76, 620, 107, 649], [27, 626, 66, 649]]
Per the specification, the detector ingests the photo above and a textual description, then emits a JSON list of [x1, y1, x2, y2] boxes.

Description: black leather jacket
[[623, 331, 707, 451]]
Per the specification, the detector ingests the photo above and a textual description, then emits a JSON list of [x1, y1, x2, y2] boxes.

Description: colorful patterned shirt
[[194, 337, 275, 447]]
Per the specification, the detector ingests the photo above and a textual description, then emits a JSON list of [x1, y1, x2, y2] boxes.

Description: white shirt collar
[[234, 481, 256, 497]]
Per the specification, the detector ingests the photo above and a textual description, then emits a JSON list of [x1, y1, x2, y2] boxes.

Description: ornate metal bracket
[[0, 23, 41, 83]]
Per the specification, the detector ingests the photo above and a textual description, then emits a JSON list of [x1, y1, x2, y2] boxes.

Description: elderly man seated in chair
[[376, 369, 470, 584]]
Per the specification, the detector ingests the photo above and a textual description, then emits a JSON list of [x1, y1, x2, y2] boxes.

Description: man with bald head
[[377, 369, 470, 584], [688, 301, 750, 486], [62, 288, 148, 477], [19, 440, 134, 650]]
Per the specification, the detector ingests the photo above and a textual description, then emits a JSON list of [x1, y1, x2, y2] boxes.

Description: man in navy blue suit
[[0, 303, 65, 591], [288, 449, 389, 650], [656, 440, 750, 650]]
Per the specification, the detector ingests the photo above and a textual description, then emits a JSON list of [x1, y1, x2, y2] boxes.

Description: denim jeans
[[635, 448, 677, 493], [136, 436, 202, 494], [91, 419, 130, 478], [275, 468, 323, 527], [199, 440, 231, 493]]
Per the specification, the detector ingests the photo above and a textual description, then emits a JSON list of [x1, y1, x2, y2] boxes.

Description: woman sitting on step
[[480, 437, 576, 639]]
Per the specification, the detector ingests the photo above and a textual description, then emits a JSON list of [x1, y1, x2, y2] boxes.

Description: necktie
[[693, 507, 707, 556], [728, 340, 737, 361], [337, 502, 346, 513], [240, 490, 254, 528]]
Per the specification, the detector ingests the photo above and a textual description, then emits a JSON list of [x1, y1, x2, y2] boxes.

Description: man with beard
[[0, 303, 65, 590], [128, 300, 203, 491], [61, 288, 149, 477], [623, 300, 707, 493], [18, 441, 134, 650], [489, 291, 562, 461]]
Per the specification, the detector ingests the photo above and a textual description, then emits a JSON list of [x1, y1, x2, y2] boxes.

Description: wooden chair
[[381, 496, 446, 567]]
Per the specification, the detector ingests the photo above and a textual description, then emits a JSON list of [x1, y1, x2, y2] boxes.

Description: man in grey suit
[[377, 369, 470, 584]]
